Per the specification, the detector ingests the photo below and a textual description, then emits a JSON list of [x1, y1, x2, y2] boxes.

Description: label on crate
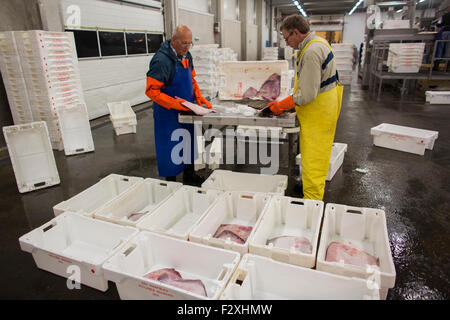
[[138, 281, 175, 298], [48, 253, 73, 265]]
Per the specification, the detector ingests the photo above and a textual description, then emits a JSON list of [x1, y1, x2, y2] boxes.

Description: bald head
[[172, 25, 192, 40], [171, 25, 193, 57]]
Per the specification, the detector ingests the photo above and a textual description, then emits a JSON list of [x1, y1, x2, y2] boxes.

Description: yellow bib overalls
[[294, 39, 344, 200]]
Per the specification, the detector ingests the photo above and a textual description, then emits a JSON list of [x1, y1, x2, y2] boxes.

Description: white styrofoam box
[[137, 186, 223, 240], [189, 191, 271, 254], [94, 178, 182, 227], [220, 254, 379, 300], [296, 143, 348, 181], [51, 139, 64, 151], [249, 196, 324, 268], [201, 169, 288, 195], [383, 19, 410, 29], [53, 174, 144, 217], [370, 123, 438, 155], [56, 103, 95, 156], [316, 204, 396, 300], [19, 212, 139, 292], [2, 121, 60, 193], [102, 231, 240, 300], [425, 91, 450, 104], [218, 60, 292, 100]]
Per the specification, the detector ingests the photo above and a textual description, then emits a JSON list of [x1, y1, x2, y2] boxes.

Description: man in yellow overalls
[[269, 14, 343, 200]]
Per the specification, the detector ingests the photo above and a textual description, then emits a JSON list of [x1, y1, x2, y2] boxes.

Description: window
[[126, 33, 147, 55], [147, 33, 164, 53], [67, 29, 99, 58], [99, 31, 126, 56]]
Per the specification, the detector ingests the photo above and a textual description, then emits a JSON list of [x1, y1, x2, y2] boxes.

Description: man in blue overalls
[[145, 25, 212, 184]]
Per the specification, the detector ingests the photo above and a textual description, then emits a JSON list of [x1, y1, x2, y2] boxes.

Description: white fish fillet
[[266, 236, 312, 254], [180, 100, 215, 115]]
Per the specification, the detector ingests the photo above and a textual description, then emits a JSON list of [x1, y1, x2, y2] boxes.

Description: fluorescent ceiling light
[[292, 0, 307, 17], [349, 0, 364, 16], [396, 9, 403, 12]]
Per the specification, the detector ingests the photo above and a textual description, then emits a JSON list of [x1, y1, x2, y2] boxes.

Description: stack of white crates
[[332, 43, 355, 85], [191, 44, 221, 99], [191, 45, 238, 99], [0, 30, 93, 154], [387, 43, 425, 73], [0, 32, 33, 125], [263, 47, 279, 60], [218, 48, 238, 63]]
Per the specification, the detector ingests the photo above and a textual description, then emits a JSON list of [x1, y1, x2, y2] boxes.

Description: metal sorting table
[[178, 99, 300, 177]]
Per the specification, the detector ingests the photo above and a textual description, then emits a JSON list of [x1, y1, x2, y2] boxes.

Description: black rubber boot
[[183, 164, 204, 187]]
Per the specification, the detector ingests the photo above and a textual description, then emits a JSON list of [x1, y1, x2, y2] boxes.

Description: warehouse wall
[[223, 20, 242, 60], [59, 0, 163, 119], [178, 9, 215, 45], [343, 12, 366, 48], [0, 0, 43, 147]]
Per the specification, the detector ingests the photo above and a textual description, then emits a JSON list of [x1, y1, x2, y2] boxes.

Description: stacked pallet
[[387, 42, 425, 73], [331, 43, 355, 85]]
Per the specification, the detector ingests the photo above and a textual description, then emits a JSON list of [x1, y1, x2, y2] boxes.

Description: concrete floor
[[0, 83, 449, 300]]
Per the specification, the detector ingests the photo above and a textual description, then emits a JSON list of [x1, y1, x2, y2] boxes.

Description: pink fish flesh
[[143, 268, 182, 281], [213, 224, 253, 244], [266, 236, 312, 254], [158, 274, 207, 297], [243, 86, 258, 98], [127, 213, 145, 222], [325, 241, 380, 267], [256, 73, 281, 101]]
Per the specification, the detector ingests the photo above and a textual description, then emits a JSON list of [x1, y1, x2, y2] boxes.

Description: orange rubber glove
[[146, 77, 189, 111], [192, 70, 212, 109], [268, 95, 295, 114]]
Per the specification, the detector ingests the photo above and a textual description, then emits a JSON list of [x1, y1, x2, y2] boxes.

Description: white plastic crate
[[53, 174, 144, 217], [218, 61, 293, 100], [56, 103, 94, 156], [3, 121, 60, 193], [297, 143, 347, 181], [316, 203, 396, 300], [137, 186, 223, 240], [0, 31, 19, 56], [201, 169, 288, 195], [94, 178, 182, 227], [107, 101, 137, 135], [190, 191, 271, 255], [102, 231, 240, 300], [249, 196, 324, 268], [370, 123, 438, 155], [220, 254, 379, 300], [425, 91, 450, 104], [19, 212, 139, 292]]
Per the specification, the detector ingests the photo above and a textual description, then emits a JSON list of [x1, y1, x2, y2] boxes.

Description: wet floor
[[0, 82, 449, 300]]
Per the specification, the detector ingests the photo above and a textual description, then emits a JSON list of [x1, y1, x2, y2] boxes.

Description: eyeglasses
[[283, 31, 294, 43], [179, 41, 194, 48]]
